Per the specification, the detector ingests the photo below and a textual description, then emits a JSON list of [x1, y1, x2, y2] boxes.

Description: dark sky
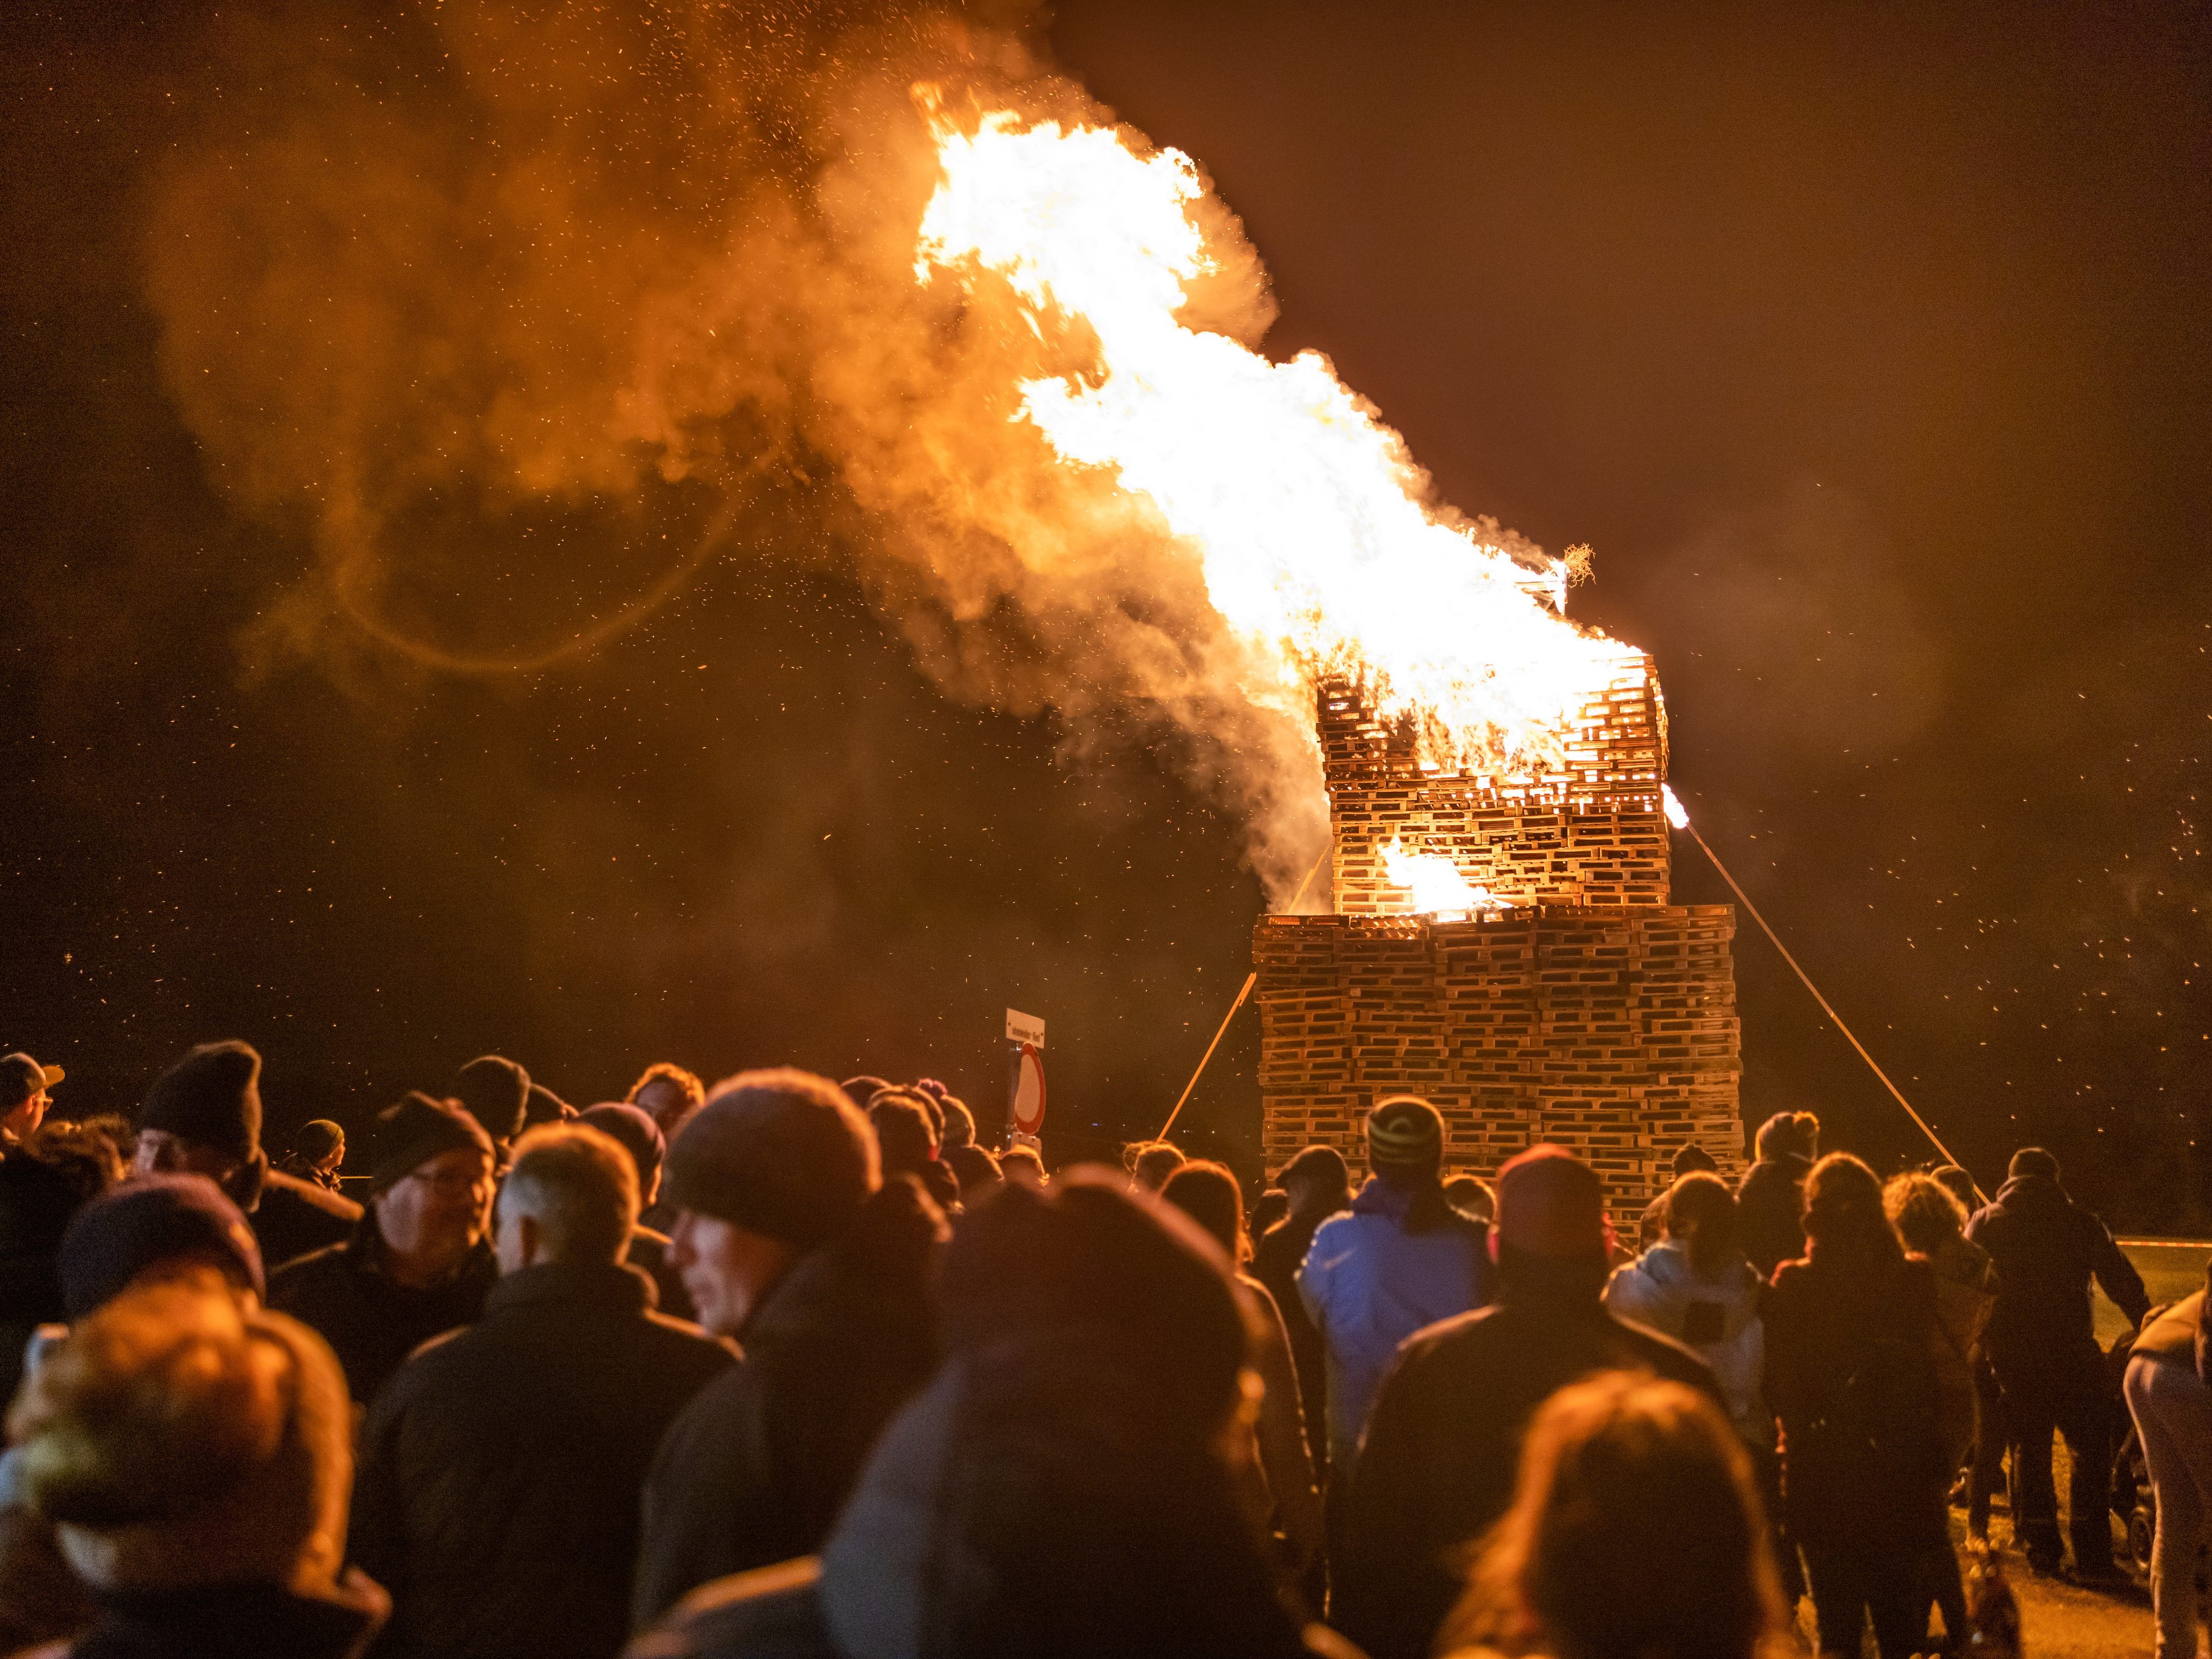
[[3, 1, 2207, 1224]]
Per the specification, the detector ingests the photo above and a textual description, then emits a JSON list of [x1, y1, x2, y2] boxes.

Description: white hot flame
[[916, 106, 1625, 777], [1662, 785, 1690, 830], [1380, 837, 1510, 919]]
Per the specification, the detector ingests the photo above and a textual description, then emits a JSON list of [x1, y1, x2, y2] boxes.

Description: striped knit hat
[[1365, 1097, 1444, 1174]]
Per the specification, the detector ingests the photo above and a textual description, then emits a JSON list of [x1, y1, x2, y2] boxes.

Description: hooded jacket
[[349, 1260, 733, 1659], [1965, 1171, 2148, 1369], [1602, 1239, 1768, 1443], [631, 1180, 944, 1629], [1332, 1257, 1718, 1659], [625, 1344, 1358, 1659], [1296, 1177, 1489, 1469]]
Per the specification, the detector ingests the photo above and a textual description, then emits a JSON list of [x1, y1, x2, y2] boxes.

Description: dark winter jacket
[[1297, 1179, 1491, 1469], [350, 1259, 733, 1659], [628, 1224, 695, 1323], [64, 1576, 386, 1659], [1736, 1151, 1812, 1279], [246, 1165, 361, 1274], [267, 1210, 498, 1404], [627, 1343, 1358, 1659], [1965, 1172, 2149, 1376], [1251, 1208, 1336, 1471], [630, 1180, 945, 1630], [1332, 1259, 1718, 1659], [1762, 1247, 1947, 1545]]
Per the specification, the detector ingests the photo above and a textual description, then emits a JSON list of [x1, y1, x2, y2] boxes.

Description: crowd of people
[[0, 1041, 2185, 1659]]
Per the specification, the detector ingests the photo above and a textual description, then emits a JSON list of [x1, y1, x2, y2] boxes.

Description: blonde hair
[[1884, 1171, 1967, 1258], [1446, 1374, 1791, 1659]]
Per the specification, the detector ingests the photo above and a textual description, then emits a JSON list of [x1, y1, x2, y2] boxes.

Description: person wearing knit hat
[[276, 1120, 347, 1193], [0, 1053, 63, 1149], [1964, 1142, 2149, 1576], [1296, 1097, 1489, 1476], [1334, 1143, 1720, 1659], [58, 1174, 265, 1319], [632, 1067, 948, 1627], [579, 1101, 693, 1321], [266, 1093, 498, 1404], [7, 1278, 388, 1658], [451, 1054, 531, 1148], [134, 1041, 359, 1276]]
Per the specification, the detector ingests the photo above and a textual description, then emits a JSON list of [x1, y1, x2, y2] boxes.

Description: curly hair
[[1883, 1171, 1968, 1257]]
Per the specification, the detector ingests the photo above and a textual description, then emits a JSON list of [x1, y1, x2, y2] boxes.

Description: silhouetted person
[[1735, 1109, 1819, 1278], [1253, 1144, 1349, 1476], [869, 1090, 959, 1214], [1162, 1159, 1324, 1584], [1967, 1146, 2148, 1576], [522, 1082, 575, 1128], [1298, 1099, 1488, 1478], [278, 1120, 348, 1193], [630, 1063, 707, 1146], [0, 1122, 123, 1409], [1440, 1375, 1791, 1659], [134, 1041, 359, 1272], [1334, 1143, 1715, 1659], [1765, 1154, 1950, 1657], [998, 1144, 1047, 1187], [631, 1069, 946, 1628], [1126, 1139, 1185, 1194], [579, 1101, 692, 1320], [0, 1054, 62, 1153], [351, 1123, 732, 1659], [268, 1092, 498, 1403], [631, 1174, 1339, 1659], [452, 1055, 531, 1153]]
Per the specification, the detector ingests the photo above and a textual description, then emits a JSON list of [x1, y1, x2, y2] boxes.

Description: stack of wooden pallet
[[1258, 655, 1741, 1210]]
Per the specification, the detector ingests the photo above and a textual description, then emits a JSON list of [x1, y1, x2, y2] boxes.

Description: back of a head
[[999, 1144, 1047, 1186], [839, 1075, 892, 1112], [1672, 1143, 1721, 1179], [1931, 1165, 1979, 1211], [60, 1175, 265, 1320], [1444, 1175, 1495, 1225], [139, 1040, 265, 1164], [868, 1092, 939, 1178], [1754, 1110, 1817, 1163], [942, 1174, 1247, 1434], [453, 1055, 531, 1145], [1279, 1143, 1350, 1208], [627, 1062, 706, 1139], [1451, 1373, 1786, 1659], [1803, 1153, 1902, 1266], [1664, 1171, 1740, 1276], [1126, 1140, 1185, 1193], [1159, 1160, 1245, 1262], [522, 1083, 574, 1128], [1884, 1172, 1967, 1257], [8, 1281, 355, 1597], [577, 1102, 664, 1200], [1494, 1145, 1608, 1298], [0, 1123, 124, 1259], [500, 1124, 638, 1266], [934, 1093, 977, 1151], [293, 1120, 344, 1163], [1249, 1188, 1290, 1237], [1366, 1096, 1444, 1185], [945, 1143, 1003, 1201], [2008, 1146, 2061, 1185], [666, 1068, 879, 1250]]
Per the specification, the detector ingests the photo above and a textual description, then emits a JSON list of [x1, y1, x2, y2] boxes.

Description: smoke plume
[[139, 0, 1497, 899]]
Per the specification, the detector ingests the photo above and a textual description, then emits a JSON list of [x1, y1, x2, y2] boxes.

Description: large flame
[[1380, 837, 1509, 919], [915, 104, 1626, 775]]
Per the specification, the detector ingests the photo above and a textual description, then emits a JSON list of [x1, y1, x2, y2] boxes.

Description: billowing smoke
[[138, 0, 1477, 900]]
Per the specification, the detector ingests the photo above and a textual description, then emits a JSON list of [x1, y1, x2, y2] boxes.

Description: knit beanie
[[665, 1068, 879, 1250], [578, 1103, 665, 1197], [452, 1055, 531, 1145], [2009, 1147, 2061, 1183], [369, 1093, 494, 1194], [138, 1041, 263, 1165], [1494, 1144, 1608, 1260], [59, 1175, 265, 1320], [293, 1120, 345, 1163], [9, 1282, 364, 1604], [1366, 1096, 1445, 1176]]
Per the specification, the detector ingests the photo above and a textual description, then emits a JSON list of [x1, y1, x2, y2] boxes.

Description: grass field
[[2095, 1239, 2207, 1343]]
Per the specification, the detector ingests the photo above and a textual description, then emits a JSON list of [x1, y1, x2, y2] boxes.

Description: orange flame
[[916, 103, 1632, 777]]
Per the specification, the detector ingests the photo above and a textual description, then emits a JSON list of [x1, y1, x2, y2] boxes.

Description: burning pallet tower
[[1254, 645, 1742, 1205]]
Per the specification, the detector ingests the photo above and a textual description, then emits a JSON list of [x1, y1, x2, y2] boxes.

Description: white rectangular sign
[[1005, 1007, 1046, 1049]]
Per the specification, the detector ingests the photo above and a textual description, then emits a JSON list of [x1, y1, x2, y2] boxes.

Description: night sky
[[4, 2, 2205, 1225]]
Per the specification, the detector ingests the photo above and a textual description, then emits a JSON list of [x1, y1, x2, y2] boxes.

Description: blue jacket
[[1297, 1178, 1489, 1467]]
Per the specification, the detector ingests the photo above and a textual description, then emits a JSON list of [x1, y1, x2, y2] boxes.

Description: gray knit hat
[[1366, 1096, 1444, 1174], [665, 1068, 879, 1249]]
